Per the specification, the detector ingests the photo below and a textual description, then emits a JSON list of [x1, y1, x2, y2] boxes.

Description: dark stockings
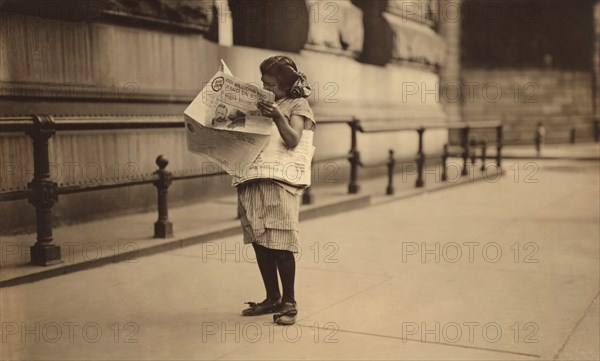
[[252, 242, 280, 301], [252, 243, 296, 304], [274, 248, 296, 304]]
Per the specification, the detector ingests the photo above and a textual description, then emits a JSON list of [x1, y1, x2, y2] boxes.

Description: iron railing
[[2, 114, 507, 266]]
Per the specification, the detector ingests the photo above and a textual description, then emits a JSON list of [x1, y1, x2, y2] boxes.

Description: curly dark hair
[[259, 55, 303, 96]]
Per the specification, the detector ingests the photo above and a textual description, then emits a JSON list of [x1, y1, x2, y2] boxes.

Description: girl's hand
[[257, 100, 284, 122], [258, 100, 304, 148]]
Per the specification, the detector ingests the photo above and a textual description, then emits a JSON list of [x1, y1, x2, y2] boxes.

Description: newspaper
[[232, 130, 315, 188], [185, 62, 273, 135], [184, 61, 274, 172], [185, 60, 315, 188]]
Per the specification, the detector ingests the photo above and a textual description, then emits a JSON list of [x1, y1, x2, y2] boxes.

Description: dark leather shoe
[[273, 302, 297, 325], [242, 298, 282, 316]]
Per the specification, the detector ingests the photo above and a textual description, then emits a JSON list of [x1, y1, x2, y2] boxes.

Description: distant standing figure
[[535, 122, 546, 156]]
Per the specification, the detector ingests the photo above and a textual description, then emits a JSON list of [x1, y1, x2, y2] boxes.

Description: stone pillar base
[[30, 244, 63, 266], [154, 221, 173, 238]]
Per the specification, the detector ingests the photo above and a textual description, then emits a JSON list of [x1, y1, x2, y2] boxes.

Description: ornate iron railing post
[[441, 144, 448, 181], [461, 125, 470, 176], [496, 124, 503, 168], [386, 149, 395, 195], [470, 138, 477, 167], [302, 186, 312, 205], [480, 140, 487, 172], [302, 161, 314, 205], [26, 114, 62, 266], [348, 118, 361, 194], [415, 127, 425, 188], [153, 155, 173, 238]]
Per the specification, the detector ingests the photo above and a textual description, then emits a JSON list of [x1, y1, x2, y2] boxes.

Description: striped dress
[[237, 97, 315, 253]]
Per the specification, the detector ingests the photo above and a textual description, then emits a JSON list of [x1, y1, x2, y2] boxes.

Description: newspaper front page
[[185, 61, 315, 188]]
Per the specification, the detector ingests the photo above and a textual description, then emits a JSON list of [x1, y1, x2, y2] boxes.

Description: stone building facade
[[0, 0, 447, 232], [1, 0, 597, 233]]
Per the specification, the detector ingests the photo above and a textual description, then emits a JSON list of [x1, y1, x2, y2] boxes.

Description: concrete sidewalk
[[1, 142, 597, 287], [1, 155, 500, 287], [1, 157, 598, 360], [502, 142, 599, 160]]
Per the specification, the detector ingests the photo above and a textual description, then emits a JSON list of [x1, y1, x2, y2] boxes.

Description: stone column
[[215, 0, 233, 46], [593, 1, 599, 121], [438, 0, 462, 123]]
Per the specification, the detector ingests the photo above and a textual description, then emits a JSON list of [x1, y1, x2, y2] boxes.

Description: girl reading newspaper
[[238, 55, 315, 325]]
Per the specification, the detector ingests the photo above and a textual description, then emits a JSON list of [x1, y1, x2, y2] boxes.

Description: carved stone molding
[[386, 0, 438, 28], [306, 0, 364, 56], [0, 81, 194, 103], [1, 0, 216, 33], [385, 13, 445, 66], [352, 0, 443, 67], [103, 0, 215, 32]]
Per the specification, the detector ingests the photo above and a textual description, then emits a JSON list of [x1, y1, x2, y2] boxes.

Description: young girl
[[237, 55, 315, 325]]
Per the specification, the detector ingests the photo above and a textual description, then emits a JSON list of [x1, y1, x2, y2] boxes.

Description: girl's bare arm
[[258, 100, 304, 148], [273, 114, 304, 148]]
